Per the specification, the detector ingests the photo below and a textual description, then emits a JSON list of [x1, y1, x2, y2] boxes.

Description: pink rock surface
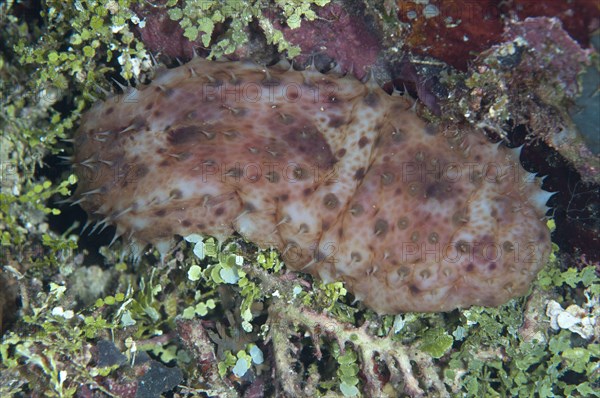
[[269, 2, 381, 80]]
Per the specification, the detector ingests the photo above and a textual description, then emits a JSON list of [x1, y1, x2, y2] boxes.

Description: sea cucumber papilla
[[72, 57, 553, 313]]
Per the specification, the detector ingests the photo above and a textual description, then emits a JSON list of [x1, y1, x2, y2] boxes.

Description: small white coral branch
[[267, 300, 449, 397], [250, 266, 449, 397]]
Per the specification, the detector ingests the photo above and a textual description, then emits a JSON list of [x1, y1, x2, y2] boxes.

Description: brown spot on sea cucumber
[[226, 167, 243, 179], [411, 231, 420, 243], [397, 217, 409, 229], [503, 241, 515, 252], [323, 193, 339, 209], [354, 167, 366, 180], [134, 164, 149, 179], [391, 128, 405, 143], [381, 172, 395, 186], [363, 92, 379, 107], [374, 219, 389, 237], [349, 203, 364, 216], [428, 232, 439, 244], [266, 171, 280, 183], [409, 284, 421, 294], [167, 126, 211, 145], [456, 240, 470, 253], [425, 182, 448, 200], [286, 90, 299, 100], [358, 136, 370, 148], [292, 166, 309, 181], [169, 189, 183, 200], [328, 116, 344, 128]]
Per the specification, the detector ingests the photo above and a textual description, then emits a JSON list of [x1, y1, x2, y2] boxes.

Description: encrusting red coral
[[73, 57, 552, 313]]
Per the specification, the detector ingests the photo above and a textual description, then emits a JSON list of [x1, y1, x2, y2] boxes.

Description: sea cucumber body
[[73, 58, 551, 313]]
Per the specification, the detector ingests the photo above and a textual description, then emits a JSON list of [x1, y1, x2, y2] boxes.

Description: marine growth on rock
[[73, 57, 552, 313]]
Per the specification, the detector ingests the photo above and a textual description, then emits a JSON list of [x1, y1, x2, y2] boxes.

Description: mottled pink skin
[[73, 58, 551, 313]]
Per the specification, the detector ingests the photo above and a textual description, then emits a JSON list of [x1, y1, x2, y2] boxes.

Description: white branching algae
[[72, 57, 553, 313]]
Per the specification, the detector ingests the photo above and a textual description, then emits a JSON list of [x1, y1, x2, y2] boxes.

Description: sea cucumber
[[72, 57, 552, 313]]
